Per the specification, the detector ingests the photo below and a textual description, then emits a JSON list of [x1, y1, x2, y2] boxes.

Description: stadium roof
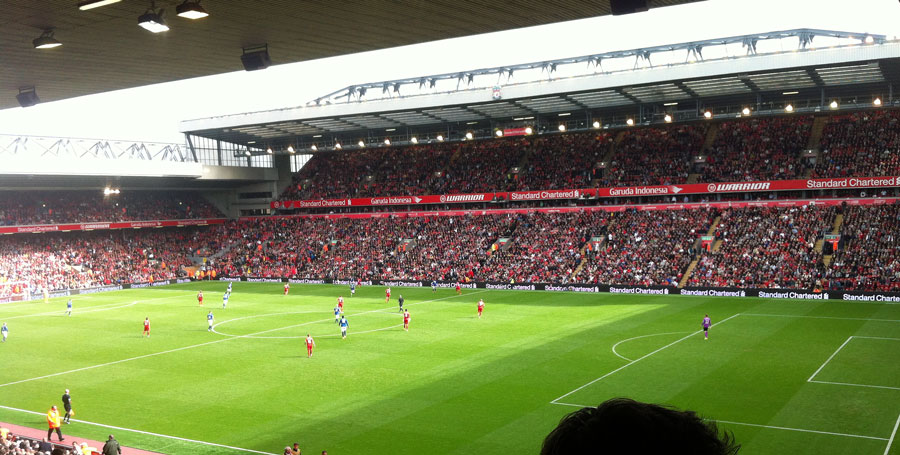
[[0, 0, 699, 110], [180, 29, 900, 152]]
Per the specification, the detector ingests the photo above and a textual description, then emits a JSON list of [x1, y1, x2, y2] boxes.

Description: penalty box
[[808, 336, 900, 391]]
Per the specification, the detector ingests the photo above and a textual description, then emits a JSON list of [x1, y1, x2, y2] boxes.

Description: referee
[[62, 389, 72, 424]]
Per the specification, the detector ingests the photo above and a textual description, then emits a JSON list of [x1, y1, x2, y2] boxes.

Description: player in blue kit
[[207, 311, 215, 332], [702, 314, 711, 340], [334, 305, 341, 324], [339, 315, 349, 339], [66, 299, 73, 316], [222, 292, 229, 309], [349, 282, 356, 297], [431, 280, 437, 292], [227, 282, 232, 294]]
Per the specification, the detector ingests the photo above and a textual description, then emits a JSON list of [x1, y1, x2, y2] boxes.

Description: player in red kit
[[403, 310, 411, 331], [197, 291, 203, 305], [385, 287, 391, 303], [284, 283, 290, 295], [305, 333, 315, 358], [455, 282, 461, 295], [143, 317, 150, 337], [337, 296, 344, 313], [477, 299, 485, 318]]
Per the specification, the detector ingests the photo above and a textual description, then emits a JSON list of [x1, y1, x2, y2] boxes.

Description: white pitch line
[[0, 404, 275, 455], [854, 336, 900, 341], [713, 419, 889, 441], [0, 291, 486, 388], [611, 331, 691, 362], [885, 413, 900, 455], [741, 313, 900, 323], [1, 301, 136, 320], [807, 336, 854, 382], [550, 313, 741, 404], [809, 380, 900, 391]]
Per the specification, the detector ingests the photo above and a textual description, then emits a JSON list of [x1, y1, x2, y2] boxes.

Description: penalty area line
[[0, 404, 275, 455]]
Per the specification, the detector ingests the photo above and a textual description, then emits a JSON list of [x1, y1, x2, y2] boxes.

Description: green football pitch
[[0, 282, 898, 455]]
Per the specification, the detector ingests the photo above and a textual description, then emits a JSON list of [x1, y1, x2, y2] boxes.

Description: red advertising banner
[[254, 198, 897, 221], [0, 218, 226, 235], [274, 176, 900, 209]]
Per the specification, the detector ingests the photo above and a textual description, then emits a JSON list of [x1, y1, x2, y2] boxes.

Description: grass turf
[[0, 282, 898, 454]]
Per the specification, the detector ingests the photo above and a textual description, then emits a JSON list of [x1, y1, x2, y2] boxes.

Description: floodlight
[[287, 145, 295, 153], [266, 147, 273, 154], [874, 97, 882, 106], [33, 30, 62, 49], [829, 101, 838, 109], [384, 138, 391, 145], [311, 145, 318, 151], [465, 132, 474, 140], [244, 150, 251, 156], [592, 121, 601, 129], [664, 114, 672, 123], [741, 107, 751, 116], [864, 35, 875, 45], [138, 3, 169, 33], [626, 118, 635, 126], [784, 104, 794, 112], [358, 140, 365, 147], [78, 0, 122, 10], [410, 137, 418, 144], [436, 135, 444, 142], [558, 124, 566, 132], [334, 143, 342, 150], [176, 1, 208, 19], [495, 130, 503, 137], [524, 127, 533, 135], [703, 111, 712, 119]]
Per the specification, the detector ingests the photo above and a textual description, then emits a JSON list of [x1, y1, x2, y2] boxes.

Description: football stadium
[[1, 1, 899, 454]]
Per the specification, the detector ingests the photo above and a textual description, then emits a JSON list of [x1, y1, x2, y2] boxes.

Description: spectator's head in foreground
[[541, 398, 740, 455]]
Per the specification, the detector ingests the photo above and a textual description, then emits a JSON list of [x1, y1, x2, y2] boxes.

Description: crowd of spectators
[[824, 203, 900, 291], [0, 227, 213, 293], [0, 192, 221, 227], [688, 206, 835, 289], [813, 110, 900, 178], [0, 430, 92, 455], [575, 209, 712, 286], [700, 116, 812, 182], [600, 125, 705, 187], [515, 132, 611, 191]]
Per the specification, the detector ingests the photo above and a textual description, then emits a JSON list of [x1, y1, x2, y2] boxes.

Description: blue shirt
[[340, 318, 348, 328], [207, 313, 214, 321], [223, 294, 229, 302], [431, 281, 437, 287], [67, 300, 72, 308], [334, 307, 341, 316], [1, 325, 7, 333], [350, 284, 355, 290]]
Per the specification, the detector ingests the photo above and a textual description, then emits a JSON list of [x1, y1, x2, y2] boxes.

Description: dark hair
[[541, 398, 740, 455]]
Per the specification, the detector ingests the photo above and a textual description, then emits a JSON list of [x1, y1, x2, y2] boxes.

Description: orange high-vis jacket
[[47, 409, 60, 429]]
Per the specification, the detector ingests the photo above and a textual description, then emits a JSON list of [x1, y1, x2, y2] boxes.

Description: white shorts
[[341, 328, 347, 334]]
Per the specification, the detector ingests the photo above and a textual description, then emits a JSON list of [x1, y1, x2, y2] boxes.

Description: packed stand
[[482, 211, 604, 283], [601, 125, 705, 187], [688, 206, 835, 289], [516, 132, 612, 190], [700, 116, 812, 182], [0, 191, 221, 227], [0, 227, 211, 292], [824, 203, 900, 291], [575, 209, 712, 286], [812, 110, 900, 178]]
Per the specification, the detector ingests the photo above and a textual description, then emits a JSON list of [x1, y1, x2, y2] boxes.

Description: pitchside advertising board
[[272, 176, 900, 209], [6, 277, 897, 303], [0, 218, 226, 235]]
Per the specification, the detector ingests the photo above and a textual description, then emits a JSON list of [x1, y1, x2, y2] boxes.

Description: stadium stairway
[[820, 213, 845, 266], [807, 115, 829, 150], [686, 173, 700, 184], [678, 259, 699, 288], [702, 121, 720, 151]]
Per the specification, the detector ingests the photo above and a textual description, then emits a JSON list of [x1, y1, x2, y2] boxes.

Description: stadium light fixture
[[436, 135, 444, 142], [465, 132, 474, 140], [524, 127, 533, 135], [33, 30, 62, 49], [592, 121, 601, 129], [874, 97, 882, 106], [782, 91, 799, 95], [287, 145, 295, 153], [558, 112, 571, 117], [103, 187, 120, 195], [741, 107, 751, 116], [864, 35, 875, 45], [626, 118, 635, 126], [703, 111, 712, 119], [78, 0, 122, 10], [310, 144, 318, 151], [829, 100, 839, 109], [663, 102, 678, 106], [495, 130, 504, 138], [138, 2, 169, 33], [558, 124, 566, 132], [334, 142, 342, 150], [244, 150, 251, 156], [664, 114, 672, 123], [410, 137, 418, 144], [784, 104, 794, 112], [384, 138, 391, 146], [358, 140, 366, 148], [176, 1, 209, 19], [266, 147, 273, 154]]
